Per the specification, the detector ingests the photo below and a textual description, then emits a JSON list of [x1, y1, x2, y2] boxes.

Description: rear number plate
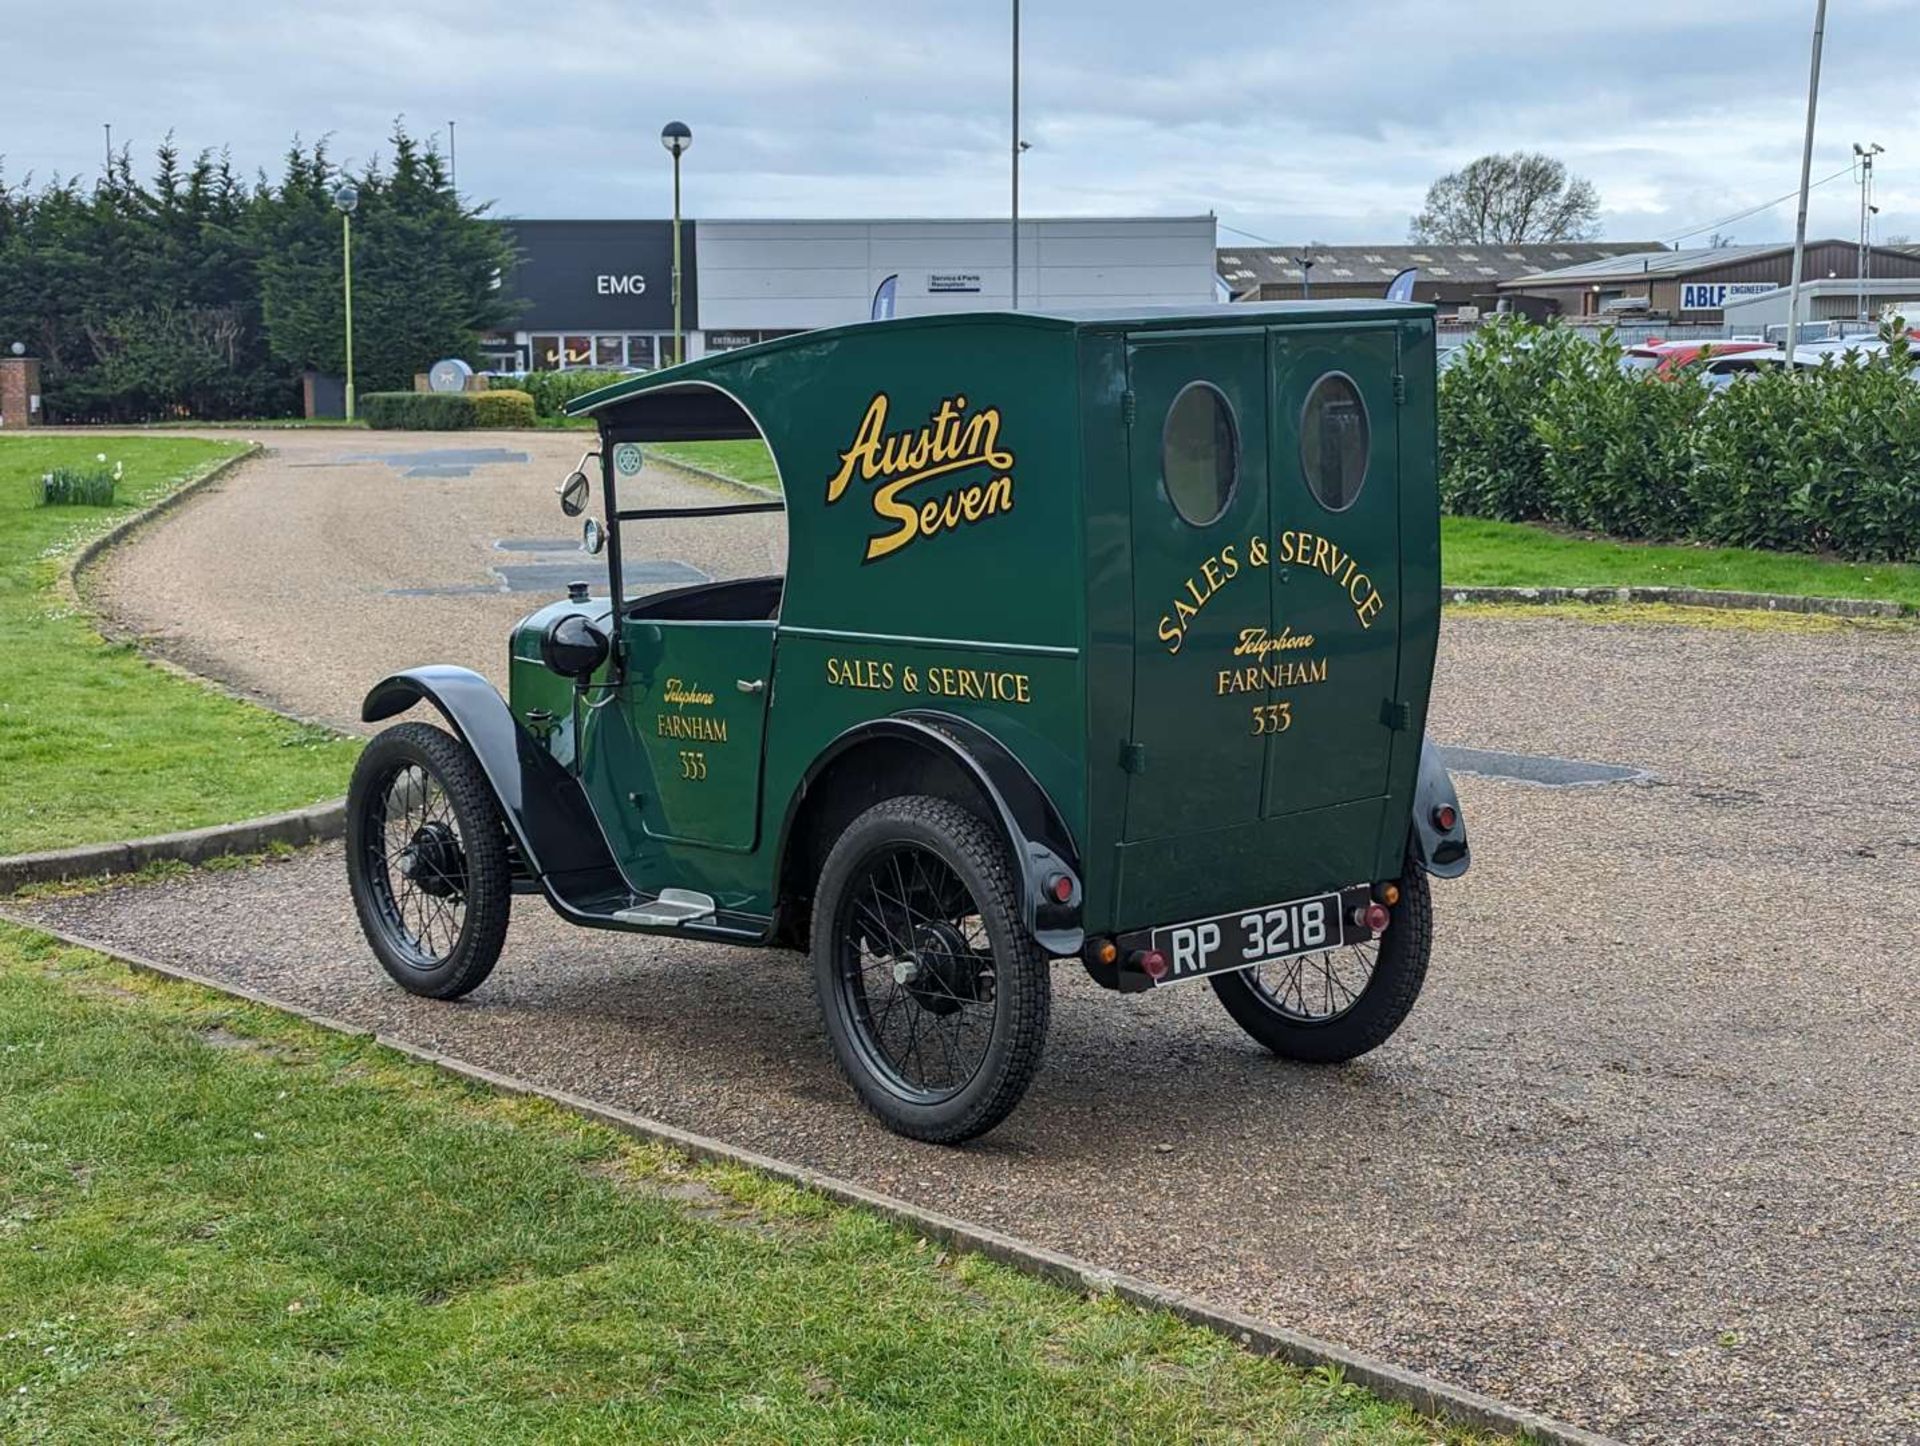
[[1152, 892, 1342, 986]]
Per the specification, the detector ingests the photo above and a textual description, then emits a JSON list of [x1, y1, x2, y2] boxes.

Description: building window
[[595, 335, 624, 368], [625, 335, 656, 369], [562, 335, 593, 368], [532, 335, 562, 371]]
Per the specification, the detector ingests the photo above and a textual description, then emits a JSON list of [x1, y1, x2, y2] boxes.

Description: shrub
[[495, 369, 629, 419], [360, 390, 533, 430], [1531, 333, 1709, 540], [40, 461, 119, 506], [1438, 316, 1591, 521], [360, 392, 474, 430], [469, 389, 536, 428], [1440, 319, 1920, 563]]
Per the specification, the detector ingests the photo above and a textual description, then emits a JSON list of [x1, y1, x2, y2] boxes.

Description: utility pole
[[1011, 0, 1021, 309], [102, 123, 112, 183], [1784, 0, 1828, 370], [448, 120, 458, 194]]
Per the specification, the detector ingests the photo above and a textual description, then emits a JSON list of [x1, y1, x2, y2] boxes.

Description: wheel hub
[[900, 920, 991, 1017], [397, 820, 465, 899]]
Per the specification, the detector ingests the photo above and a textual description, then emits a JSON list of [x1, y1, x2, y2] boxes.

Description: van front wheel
[[1210, 866, 1430, 1062], [811, 796, 1050, 1144]]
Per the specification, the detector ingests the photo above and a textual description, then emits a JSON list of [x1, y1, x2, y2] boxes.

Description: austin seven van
[[346, 302, 1470, 1143]]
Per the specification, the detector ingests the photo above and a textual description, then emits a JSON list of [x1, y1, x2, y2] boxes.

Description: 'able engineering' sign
[[1680, 282, 1780, 311]]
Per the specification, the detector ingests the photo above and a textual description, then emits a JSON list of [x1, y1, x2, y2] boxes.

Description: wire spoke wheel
[[811, 795, 1051, 1144], [839, 843, 997, 1102], [365, 761, 471, 971], [1244, 937, 1379, 1023], [346, 722, 511, 1000], [1210, 865, 1431, 1063]]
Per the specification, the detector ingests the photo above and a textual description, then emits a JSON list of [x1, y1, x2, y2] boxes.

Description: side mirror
[[582, 517, 605, 555], [558, 470, 591, 517], [540, 614, 609, 680]]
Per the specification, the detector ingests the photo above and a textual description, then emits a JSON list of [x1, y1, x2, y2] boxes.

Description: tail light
[[1431, 803, 1458, 832], [1133, 948, 1169, 982], [1044, 871, 1075, 904]]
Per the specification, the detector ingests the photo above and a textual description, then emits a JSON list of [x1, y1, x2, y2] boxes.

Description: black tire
[[1210, 864, 1431, 1062], [810, 796, 1050, 1144], [346, 721, 512, 1000]]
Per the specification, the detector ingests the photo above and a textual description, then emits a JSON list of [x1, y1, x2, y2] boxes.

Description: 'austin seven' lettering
[[823, 393, 1016, 562]]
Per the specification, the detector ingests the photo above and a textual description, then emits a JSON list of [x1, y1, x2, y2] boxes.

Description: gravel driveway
[[25, 431, 1920, 1443]]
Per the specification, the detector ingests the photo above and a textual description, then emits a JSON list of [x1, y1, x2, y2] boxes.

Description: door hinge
[[1121, 389, 1137, 427], [1392, 373, 1408, 405], [1379, 698, 1412, 731], [1120, 740, 1148, 774]]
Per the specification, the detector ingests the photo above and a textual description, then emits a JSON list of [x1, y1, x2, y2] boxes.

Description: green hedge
[[491, 369, 629, 419], [1440, 318, 1920, 561], [361, 389, 535, 430]]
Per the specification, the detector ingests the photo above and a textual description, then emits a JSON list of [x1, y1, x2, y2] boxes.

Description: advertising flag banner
[[1385, 268, 1418, 303], [871, 274, 899, 320]]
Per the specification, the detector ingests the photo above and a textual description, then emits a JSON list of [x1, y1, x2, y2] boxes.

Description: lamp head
[[660, 121, 692, 157], [332, 182, 359, 214]]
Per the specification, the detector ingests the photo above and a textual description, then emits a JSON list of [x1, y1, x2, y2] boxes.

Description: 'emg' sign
[[1681, 282, 1780, 311]]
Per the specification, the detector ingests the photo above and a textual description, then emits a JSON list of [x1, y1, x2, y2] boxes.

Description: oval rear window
[[1161, 382, 1239, 527], [1300, 373, 1369, 512]]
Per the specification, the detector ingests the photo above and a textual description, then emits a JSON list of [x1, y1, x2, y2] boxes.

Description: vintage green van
[[346, 302, 1470, 1143]]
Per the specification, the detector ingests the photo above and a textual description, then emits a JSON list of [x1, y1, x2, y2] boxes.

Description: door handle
[[736, 678, 766, 694]]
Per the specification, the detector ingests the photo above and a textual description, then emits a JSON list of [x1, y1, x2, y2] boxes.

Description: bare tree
[[1409, 152, 1601, 244]]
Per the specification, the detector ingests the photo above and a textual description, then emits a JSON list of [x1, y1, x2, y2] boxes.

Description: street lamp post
[[1854, 142, 1884, 324], [1293, 255, 1317, 299], [661, 122, 692, 367], [332, 182, 359, 420]]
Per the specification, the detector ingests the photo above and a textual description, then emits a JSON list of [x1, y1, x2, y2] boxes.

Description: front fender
[[362, 666, 624, 897], [1410, 734, 1470, 878]]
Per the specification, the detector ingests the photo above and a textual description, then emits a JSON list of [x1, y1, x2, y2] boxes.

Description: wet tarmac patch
[[1438, 745, 1650, 787], [494, 560, 706, 594], [295, 447, 531, 478], [385, 559, 709, 598]]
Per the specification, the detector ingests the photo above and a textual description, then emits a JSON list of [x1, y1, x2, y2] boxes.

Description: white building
[[693, 216, 1219, 345]]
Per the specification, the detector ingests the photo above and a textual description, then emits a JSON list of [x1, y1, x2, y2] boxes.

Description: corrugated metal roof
[[1217, 241, 1667, 291]]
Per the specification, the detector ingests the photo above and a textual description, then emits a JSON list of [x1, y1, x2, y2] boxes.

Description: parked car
[[344, 302, 1470, 1143], [1620, 339, 1775, 378]]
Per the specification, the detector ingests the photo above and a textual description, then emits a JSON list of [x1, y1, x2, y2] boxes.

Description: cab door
[[1123, 330, 1270, 842], [622, 619, 775, 850], [1262, 326, 1402, 817]]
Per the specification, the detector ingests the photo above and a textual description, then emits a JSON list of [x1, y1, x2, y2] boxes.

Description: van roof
[[564, 300, 1432, 417]]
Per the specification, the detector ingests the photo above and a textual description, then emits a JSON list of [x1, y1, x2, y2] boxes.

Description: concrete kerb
[[0, 444, 358, 892], [1447, 583, 1912, 619], [0, 911, 1620, 1446]]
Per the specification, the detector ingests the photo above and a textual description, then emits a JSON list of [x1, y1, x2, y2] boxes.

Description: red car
[[1621, 339, 1774, 378]]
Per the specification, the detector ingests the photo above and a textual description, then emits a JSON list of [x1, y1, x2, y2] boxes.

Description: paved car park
[[28, 432, 1920, 1443]]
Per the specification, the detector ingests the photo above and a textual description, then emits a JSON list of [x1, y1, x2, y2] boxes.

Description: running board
[[611, 888, 717, 927]]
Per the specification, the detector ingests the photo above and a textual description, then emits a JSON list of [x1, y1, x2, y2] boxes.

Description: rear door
[[1261, 325, 1402, 816], [1123, 330, 1270, 841]]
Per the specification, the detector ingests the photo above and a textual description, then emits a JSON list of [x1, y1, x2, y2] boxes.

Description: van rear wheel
[[1210, 865, 1430, 1062], [811, 796, 1050, 1144]]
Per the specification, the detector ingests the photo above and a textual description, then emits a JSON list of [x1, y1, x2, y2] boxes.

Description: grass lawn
[[0, 437, 358, 856], [0, 925, 1500, 1445], [652, 439, 784, 492], [1441, 515, 1920, 608]]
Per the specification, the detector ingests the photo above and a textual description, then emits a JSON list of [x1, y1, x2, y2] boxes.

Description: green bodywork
[[507, 301, 1439, 942]]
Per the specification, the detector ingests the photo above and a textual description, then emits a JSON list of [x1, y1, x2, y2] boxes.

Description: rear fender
[[777, 712, 1085, 955], [362, 666, 626, 898], [1409, 734, 1470, 878]]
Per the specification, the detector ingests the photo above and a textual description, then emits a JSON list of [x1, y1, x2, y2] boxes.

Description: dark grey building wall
[[495, 220, 696, 332]]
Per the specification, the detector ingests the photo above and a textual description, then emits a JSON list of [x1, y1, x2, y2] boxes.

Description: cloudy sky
[[11, 0, 1917, 248]]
